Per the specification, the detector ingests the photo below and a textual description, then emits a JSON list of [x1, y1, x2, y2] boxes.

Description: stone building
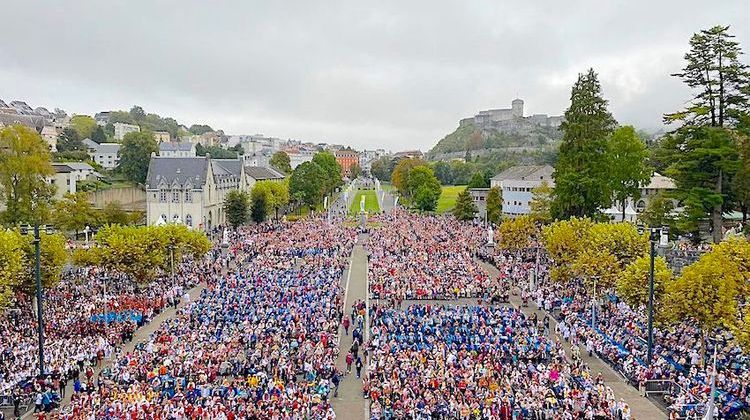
[[490, 165, 554, 216]]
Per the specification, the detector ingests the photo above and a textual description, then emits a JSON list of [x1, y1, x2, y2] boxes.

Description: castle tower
[[511, 99, 524, 118]]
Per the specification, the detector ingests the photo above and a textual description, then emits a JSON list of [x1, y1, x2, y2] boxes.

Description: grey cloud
[[1, 0, 747, 150]]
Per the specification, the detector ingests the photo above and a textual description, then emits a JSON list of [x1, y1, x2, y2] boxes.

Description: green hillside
[[428, 121, 562, 159]]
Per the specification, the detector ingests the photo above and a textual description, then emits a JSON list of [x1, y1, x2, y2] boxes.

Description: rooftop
[[492, 165, 554, 182]]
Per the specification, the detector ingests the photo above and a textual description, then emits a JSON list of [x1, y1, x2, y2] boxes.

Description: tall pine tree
[[551, 69, 617, 219]]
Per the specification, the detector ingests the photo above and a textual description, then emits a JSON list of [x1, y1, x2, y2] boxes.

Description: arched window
[[186, 214, 193, 227]]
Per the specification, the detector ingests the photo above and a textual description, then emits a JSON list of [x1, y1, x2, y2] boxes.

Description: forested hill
[[427, 120, 562, 161]]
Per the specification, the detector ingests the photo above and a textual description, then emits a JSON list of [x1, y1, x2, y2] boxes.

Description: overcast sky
[[1, 1, 748, 151]]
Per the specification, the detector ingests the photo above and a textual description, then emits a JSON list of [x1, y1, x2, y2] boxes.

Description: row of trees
[[224, 180, 292, 228], [371, 155, 493, 190], [52, 193, 143, 235], [73, 224, 211, 283], [552, 26, 750, 243], [536, 217, 750, 351]]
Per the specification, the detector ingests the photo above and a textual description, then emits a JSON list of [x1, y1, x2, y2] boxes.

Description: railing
[[644, 379, 707, 419]]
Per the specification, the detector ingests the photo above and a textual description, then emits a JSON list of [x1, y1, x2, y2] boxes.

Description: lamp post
[[637, 222, 669, 367], [20, 223, 55, 378], [167, 243, 176, 289], [591, 275, 600, 330]]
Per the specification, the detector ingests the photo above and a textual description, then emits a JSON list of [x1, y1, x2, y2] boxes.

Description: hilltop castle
[[460, 99, 564, 132]]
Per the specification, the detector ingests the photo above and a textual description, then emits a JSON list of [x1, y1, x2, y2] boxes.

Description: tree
[[432, 161, 454, 185], [189, 124, 214, 135], [497, 215, 538, 250], [0, 230, 27, 307], [405, 166, 441, 203], [617, 255, 673, 310], [542, 217, 595, 282], [312, 152, 343, 195], [52, 192, 100, 236], [733, 122, 750, 223], [350, 163, 363, 179], [195, 143, 237, 159], [270, 151, 292, 174], [129, 105, 146, 121], [608, 126, 652, 221], [467, 172, 488, 189], [391, 158, 428, 197], [18, 230, 67, 291], [486, 187, 502, 225], [264, 180, 290, 220], [371, 157, 395, 182], [413, 185, 439, 212], [91, 126, 107, 144], [224, 189, 250, 229], [551, 69, 617, 219], [665, 25, 749, 128], [0, 125, 55, 225], [638, 192, 676, 230], [289, 161, 325, 210], [529, 181, 553, 223], [56, 127, 85, 153], [663, 127, 740, 242], [119, 131, 158, 184], [70, 115, 97, 140], [250, 189, 268, 223], [452, 188, 478, 221], [99, 201, 136, 226]]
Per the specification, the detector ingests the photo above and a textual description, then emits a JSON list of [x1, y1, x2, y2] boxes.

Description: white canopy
[[154, 215, 167, 226]]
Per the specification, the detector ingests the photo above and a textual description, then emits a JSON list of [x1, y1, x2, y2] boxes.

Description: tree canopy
[[452, 188, 477, 221], [270, 151, 292, 174], [119, 131, 158, 184]]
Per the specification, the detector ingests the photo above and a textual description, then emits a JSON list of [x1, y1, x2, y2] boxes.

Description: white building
[[113, 122, 140, 140], [606, 173, 678, 222], [286, 149, 315, 169], [144, 155, 284, 230], [159, 141, 196, 158], [48, 162, 97, 199], [490, 165, 554, 216], [83, 139, 121, 169]]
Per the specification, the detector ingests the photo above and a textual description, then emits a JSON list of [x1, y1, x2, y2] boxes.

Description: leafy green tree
[[350, 163, 363, 179], [289, 161, 325, 210], [91, 126, 107, 144], [452, 188, 478, 221], [56, 127, 85, 152], [413, 185, 439, 212], [0, 125, 55, 225], [665, 25, 749, 128], [391, 158, 428, 197], [250, 188, 268, 223], [99, 201, 137, 226], [269, 151, 292, 174], [194, 143, 237, 159], [486, 187, 502, 224], [70, 115, 97, 140], [371, 156, 395, 181], [312, 152, 342, 195], [224, 189, 250, 229], [551, 68, 617, 219], [119, 131, 158, 184], [638, 192, 676, 230], [608, 126, 652, 221], [529, 181, 553, 223], [733, 122, 750, 223], [467, 172, 488, 188], [405, 166, 441, 201], [450, 160, 474, 185], [0, 230, 27, 307], [189, 124, 214, 135], [129, 105, 146, 121], [663, 127, 740, 242], [52, 192, 100, 236], [432, 161, 453, 185]]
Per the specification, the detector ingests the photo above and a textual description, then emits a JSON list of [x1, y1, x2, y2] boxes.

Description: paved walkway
[[333, 234, 369, 420], [478, 260, 666, 420]]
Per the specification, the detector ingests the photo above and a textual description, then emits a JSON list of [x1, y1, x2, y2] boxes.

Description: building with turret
[[464, 99, 563, 130]]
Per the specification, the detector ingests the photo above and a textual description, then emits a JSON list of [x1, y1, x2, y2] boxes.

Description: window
[[186, 214, 193, 227], [185, 190, 193, 203], [159, 190, 167, 202], [172, 191, 180, 203]]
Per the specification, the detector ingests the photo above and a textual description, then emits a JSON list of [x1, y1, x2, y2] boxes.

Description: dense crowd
[[365, 304, 629, 419], [487, 249, 750, 418], [367, 212, 495, 301], [0, 250, 220, 415], [53, 220, 355, 419]]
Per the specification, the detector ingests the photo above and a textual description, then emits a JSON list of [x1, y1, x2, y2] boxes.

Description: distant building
[[491, 165, 554, 216], [470, 99, 563, 129], [9, 101, 34, 115], [48, 162, 97, 200], [153, 131, 171, 143], [113, 122, 140, 140], [286, 149, 315, 169], [41, 126, 59, 152], [393, 150, 424, 160], [468, 188, 491, 222], [335, 148, 360, 178], [159, 141, 196, 158], [245, 165, 285, 190], [83, 139, 121, 169], [606, 173, 678, 222], [94, 111, 111, 126]]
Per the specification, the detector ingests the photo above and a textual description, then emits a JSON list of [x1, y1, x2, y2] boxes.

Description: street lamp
[[637, 222, 669, 367], [167, 243, 176, 289], [20, 223, 55, 378]]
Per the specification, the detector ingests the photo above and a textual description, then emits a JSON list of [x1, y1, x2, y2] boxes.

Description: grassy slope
[[436, 185, 466, 214], [350, 189, 380, 214]]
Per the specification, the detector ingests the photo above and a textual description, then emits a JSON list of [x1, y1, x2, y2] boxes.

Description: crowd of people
[[0, 248, 221, 416], [486, 248, 750, 418], [54, 220, 356, 418], [367, 212, 496, 301]]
